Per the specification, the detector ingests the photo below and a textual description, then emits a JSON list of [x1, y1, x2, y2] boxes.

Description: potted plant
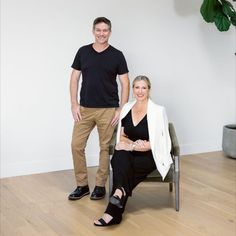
[[200, 0, 236, 31], [222, 125, 236, 158], [200, 0, 236, 158]]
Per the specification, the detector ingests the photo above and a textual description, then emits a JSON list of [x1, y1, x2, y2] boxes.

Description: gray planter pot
[[222, 124, 236, 158]]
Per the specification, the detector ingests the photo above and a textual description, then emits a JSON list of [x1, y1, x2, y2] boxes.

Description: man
[[68, 17, 130, 201]]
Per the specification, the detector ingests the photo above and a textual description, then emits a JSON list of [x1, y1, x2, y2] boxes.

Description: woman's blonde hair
[[132, 75, 151, 89]]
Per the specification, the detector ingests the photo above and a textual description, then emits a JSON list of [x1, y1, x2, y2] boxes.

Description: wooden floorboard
[[0, 151, 235, 236]]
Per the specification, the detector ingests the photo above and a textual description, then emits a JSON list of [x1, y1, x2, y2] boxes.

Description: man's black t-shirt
[[71, 44, 129, 108]]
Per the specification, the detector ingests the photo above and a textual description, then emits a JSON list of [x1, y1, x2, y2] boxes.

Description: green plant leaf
[[221, 0, 235, 10], [214, 11, 231, 31], [230, 16, 236, 26], [200, 0, 220, 22], [222, 0, 236, 17]]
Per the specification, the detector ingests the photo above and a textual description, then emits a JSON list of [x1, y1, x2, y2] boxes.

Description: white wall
[[1, 0, 235, 178]]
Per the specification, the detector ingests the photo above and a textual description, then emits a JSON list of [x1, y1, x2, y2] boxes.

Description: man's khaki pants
[[71, 106, 116, 187]]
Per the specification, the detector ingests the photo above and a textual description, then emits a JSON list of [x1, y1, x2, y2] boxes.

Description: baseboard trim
[[0, 142, 222, 178], [0, 154, 100, 178], [180, 141, 222, 155]]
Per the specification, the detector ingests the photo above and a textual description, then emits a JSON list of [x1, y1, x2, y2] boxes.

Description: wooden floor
[[0, 151, 235, 236]]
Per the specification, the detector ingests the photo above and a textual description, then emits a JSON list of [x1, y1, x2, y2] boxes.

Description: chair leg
[[109, 170, 113, 196], [169, 183, 173, 192], [109, 154, 113, 196], [175, 172, 180, 211]]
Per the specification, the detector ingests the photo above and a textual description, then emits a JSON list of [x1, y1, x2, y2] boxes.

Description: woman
[[94, 75, 173, 226]]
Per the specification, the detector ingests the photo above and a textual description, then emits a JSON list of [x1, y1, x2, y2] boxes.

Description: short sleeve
[[71, 48, 81, 70], [117, 52, 129, 75]]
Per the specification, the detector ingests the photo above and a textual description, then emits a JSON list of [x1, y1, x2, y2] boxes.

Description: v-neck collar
[[130, 109, 147, 127], [91, 43, 110, 54]]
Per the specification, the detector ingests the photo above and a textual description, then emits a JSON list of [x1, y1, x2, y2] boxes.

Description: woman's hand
[[115, 140, 151, 152], [115, 141, 133, 151], [133, 140, 151, 152]]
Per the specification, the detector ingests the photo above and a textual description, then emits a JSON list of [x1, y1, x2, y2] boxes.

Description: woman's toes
[[94, 213, 113, 225], [94, 220, 101, 225]]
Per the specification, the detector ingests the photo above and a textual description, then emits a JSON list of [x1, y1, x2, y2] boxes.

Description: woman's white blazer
[[116, 99, 173, 180]]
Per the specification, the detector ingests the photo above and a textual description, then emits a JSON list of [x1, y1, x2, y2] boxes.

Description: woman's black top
[[121, 110, 149, 141], [121, 110, 152, 156]]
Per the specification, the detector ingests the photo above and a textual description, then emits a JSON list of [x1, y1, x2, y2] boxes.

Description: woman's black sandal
[[94, 216, 122, 227], [109, 187, 126, 208]]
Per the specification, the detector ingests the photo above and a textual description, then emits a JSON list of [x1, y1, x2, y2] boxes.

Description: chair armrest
[[169, 123, 180, 157], [109, 126, 117, 155]]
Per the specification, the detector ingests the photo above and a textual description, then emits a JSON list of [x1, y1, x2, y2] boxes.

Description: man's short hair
[[93, 17, 112, 30]]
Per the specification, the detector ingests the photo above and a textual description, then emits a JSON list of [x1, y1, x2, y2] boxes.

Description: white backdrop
[[1, 0, 235, 178]]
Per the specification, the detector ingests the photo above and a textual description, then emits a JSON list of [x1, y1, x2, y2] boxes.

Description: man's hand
[[71, 104, 82, 122], [110, 108, 121, 127]]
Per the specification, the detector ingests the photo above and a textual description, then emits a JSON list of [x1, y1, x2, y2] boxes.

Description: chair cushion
[[145, 164, 174, 182]]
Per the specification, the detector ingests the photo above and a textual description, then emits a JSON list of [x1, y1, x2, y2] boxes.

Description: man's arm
[[118, 73, 130, 108], [110, 73, 130, 126], [70, 69, 82, 122]]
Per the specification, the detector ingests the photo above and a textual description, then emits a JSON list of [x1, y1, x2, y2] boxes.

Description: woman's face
[[133, 80, 149, 102]]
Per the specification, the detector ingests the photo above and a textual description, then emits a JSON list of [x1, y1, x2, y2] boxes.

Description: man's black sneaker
[[90, 186, 106, 200], [68, 185, 90, 200]]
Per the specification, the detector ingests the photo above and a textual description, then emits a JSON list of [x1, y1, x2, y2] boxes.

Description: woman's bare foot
[[94, 213, 113, 225]]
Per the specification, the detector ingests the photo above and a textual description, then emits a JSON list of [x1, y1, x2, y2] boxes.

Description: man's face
[[93, 22, 111, 44]]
